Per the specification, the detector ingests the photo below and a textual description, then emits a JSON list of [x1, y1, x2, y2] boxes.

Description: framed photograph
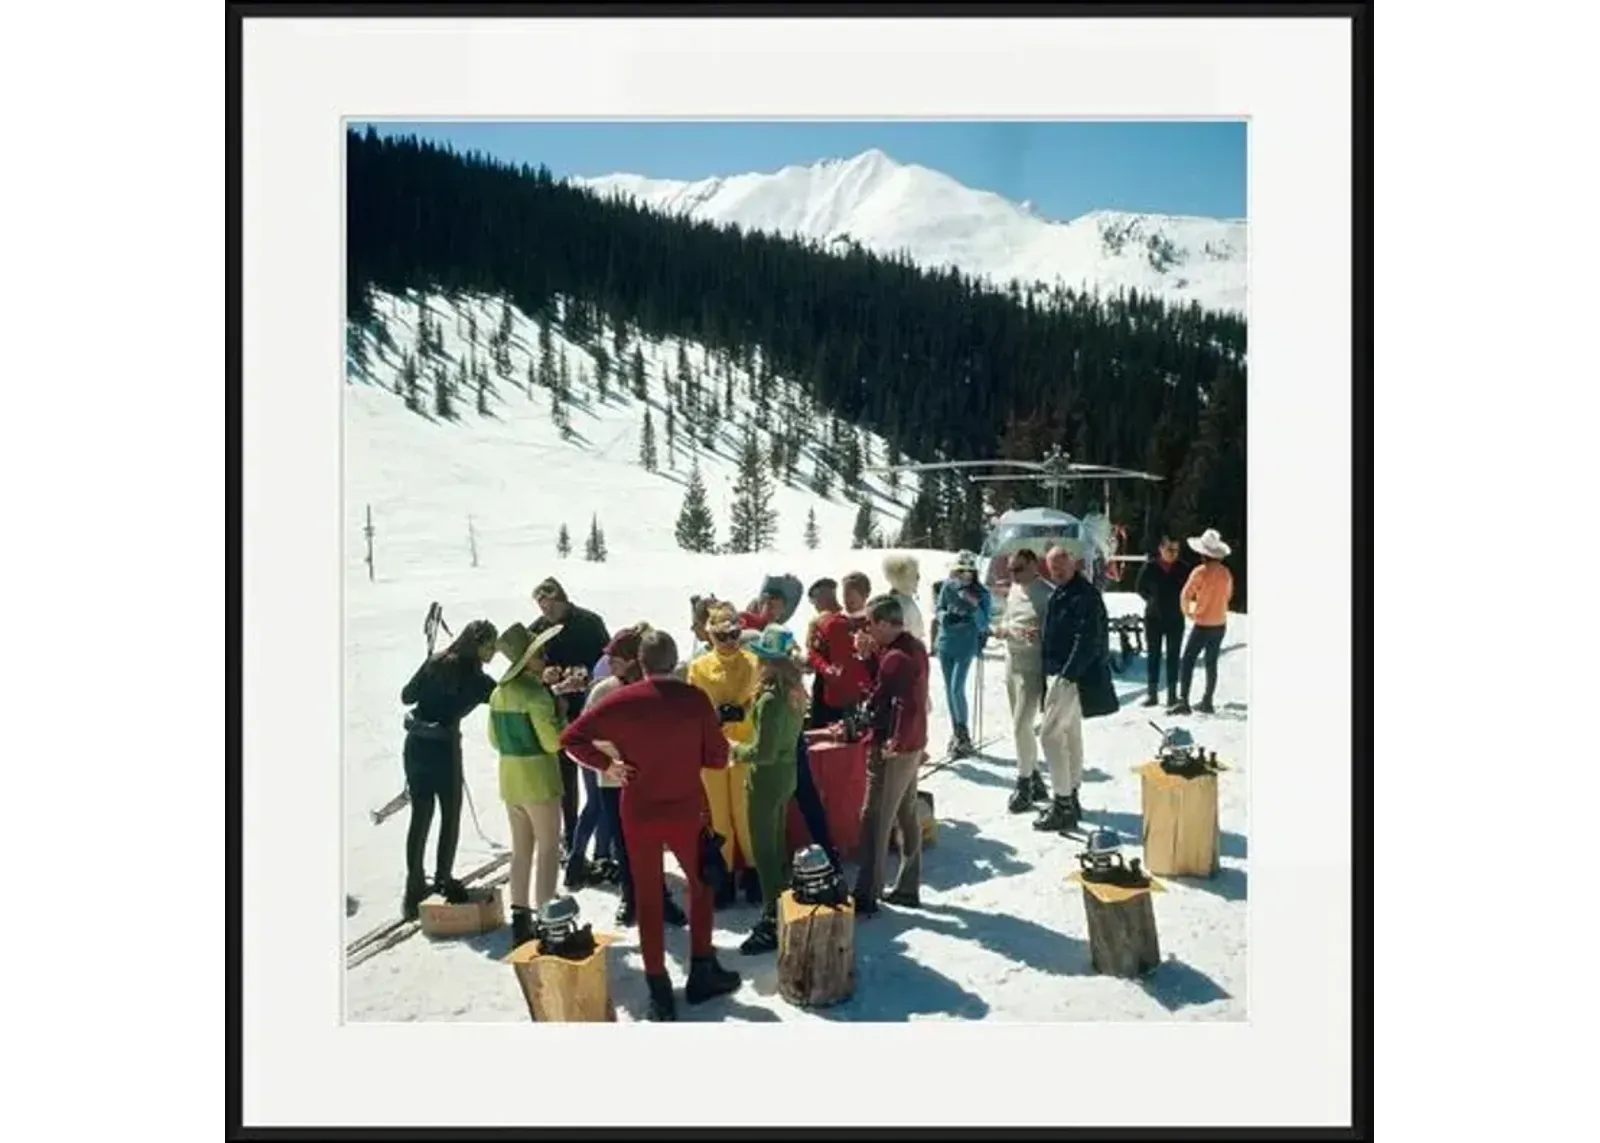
[[236, 3, 1369, 1136]]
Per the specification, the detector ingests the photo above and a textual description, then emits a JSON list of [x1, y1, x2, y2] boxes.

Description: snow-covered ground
[[578, 149, 1248, 315], [343, 290, 1249, 1022]]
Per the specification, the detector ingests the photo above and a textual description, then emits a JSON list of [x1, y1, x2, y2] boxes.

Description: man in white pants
[[1033, 545, 1106, 833], [994, 548, 1056, 813]]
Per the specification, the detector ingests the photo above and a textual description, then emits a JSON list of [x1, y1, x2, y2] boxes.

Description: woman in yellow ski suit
[[686, 603, 762, 905]]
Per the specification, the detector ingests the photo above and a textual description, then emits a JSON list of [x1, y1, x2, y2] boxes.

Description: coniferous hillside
[[345, 128, 1248, 607]]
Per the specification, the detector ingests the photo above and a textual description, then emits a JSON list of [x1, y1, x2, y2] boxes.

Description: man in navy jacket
[[1036, 546, 1117, 833]]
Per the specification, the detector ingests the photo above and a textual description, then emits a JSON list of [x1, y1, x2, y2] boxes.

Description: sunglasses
[[711, 630, 740, 643]]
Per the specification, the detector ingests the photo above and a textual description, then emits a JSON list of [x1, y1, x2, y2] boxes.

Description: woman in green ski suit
[[733, 625, 807, 955]]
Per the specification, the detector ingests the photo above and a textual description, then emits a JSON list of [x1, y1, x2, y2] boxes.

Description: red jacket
[[738, 610, 767, 631], [861, 632, 930, 755], [559, 677, 729, 821], [806, 610, 871, 709]]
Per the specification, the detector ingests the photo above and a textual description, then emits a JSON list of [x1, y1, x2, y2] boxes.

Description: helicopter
[[866, 445, 1164, 620]]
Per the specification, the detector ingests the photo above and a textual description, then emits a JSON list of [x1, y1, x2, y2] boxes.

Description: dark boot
[[741, 867, 763, 906], [1007, 775, 1035, 814], [684, 953, 741, 1005], [883, 886, 921, 908], [509, 905, 539, 949], [662, 892, 688, 928], [614, 898, 636, 927], [401, 872, 427, 921], [1194, 698, 1216, 715], [433, 875, 471, 905], [645, 973, 678, 1022], [563, 859, 598, 893], [738, 906, 779, 955], [1029, 771, 1049, 803], [1033, 794, 1080, 834], [953, 726, 973, 757], [1168, 699, 1192, 716], [713, 874, 737, 910], [1141, 693, 1161, 707]]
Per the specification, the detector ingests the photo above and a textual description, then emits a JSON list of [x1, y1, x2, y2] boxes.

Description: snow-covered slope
[[341, 287, 1249, 1023], [578, 149, 1247, 315], [345, 288, 908, 581]]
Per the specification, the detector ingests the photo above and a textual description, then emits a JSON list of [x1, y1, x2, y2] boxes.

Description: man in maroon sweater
[[559, 631, 741, 1021], [844, 593, 931, 915]]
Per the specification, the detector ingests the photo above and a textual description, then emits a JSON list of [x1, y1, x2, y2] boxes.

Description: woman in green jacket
[[734, 625, 807, 955], [490, 622, 586, 948]]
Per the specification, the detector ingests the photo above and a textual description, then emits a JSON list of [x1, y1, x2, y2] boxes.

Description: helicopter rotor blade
[[863, 459, 1049, 475]]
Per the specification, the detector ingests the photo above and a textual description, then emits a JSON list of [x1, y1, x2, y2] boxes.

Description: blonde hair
[[760, 654, 807, 714], [882, 553, 920, 596]]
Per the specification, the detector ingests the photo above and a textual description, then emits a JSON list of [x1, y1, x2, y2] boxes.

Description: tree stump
[[1136, 760, 1222, 878], [418, 886, 505, 938], [505, 933, 618, 1022], [1069, 872, 1164, 978], [776, 890, 856, 1008]]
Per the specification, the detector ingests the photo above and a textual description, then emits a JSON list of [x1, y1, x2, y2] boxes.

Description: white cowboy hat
[[1187, 528, 1231, 559]]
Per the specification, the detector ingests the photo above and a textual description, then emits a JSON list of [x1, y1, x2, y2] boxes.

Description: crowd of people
[[391, 528, 1234, 1020]]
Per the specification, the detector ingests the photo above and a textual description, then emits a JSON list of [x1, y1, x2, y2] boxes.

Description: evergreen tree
[[674, 460, 718, 553], [809, 452, 833, 499], [851, 499, 876, 549], [399, 350, 416, 400], [727, 427, 777, 553], [611, 316, 627, 363], [556, 523, 571, 558], [467, 310, 478, 347], [433, 363, 452, 419], [584, 514, 608, 562], [537, 320, 555, 389], [592, 345, 611, 401], [838, 427, 864, 500], [724, 368, 734, 415], [630, 346, 647, 400], [701, 393, 719, 451], [639, 409, 658, 472], [558, 348, 571, 399], [885, 440, 902, 492], [803, 506, 820, 550], [525, 358, 535, 397], [665, 402, 677, 467], [768, 433, 786, 482], [476, 360, 489, 416]]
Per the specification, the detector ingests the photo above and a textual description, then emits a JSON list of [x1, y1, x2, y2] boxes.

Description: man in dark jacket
[[1134, 536, 1189, 708], [530, 577, 611, 849], [1035, 546, 1116, 833]]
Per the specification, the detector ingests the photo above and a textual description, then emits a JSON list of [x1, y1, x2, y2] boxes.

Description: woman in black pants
[[399, 619, 499, 920], [1134, 536, 1189, 708]]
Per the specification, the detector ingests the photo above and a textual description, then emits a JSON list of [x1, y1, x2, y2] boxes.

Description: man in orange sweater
[[1171, 528, 1235, 715]]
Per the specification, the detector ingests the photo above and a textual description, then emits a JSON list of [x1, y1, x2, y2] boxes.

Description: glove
[[717, 703, 746, 724]]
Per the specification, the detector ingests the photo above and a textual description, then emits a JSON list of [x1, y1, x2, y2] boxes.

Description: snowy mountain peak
[[575, 152, 1246, 314]]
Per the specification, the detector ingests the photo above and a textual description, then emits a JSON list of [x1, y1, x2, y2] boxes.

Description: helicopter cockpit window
[[984, 522, 1080, 555]]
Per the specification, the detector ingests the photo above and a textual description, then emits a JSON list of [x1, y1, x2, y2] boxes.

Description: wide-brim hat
[[497, 622, 564, 684], [1187, 528, 1232, 560], [749, 625, 800, 662]]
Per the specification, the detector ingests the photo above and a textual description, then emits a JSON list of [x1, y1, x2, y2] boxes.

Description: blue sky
[[357, 120, 1247, 220]]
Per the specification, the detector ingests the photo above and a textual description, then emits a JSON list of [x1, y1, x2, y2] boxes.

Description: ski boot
[[1194, 698, 1216, 715], [509, 905, 539, 950], [952, 725, 973, 758], [1028, 771, 1049, 804], [738, 904, 779, 955], [1141, 692, 1161, 708], [614, 898, 636, 927], [433, 874, 471, 905], [684, 953, 742, 1005], [1033, 792, 1080, 834], [1008, 775, 1035, 814], [713, 873, 737, 911], [883, 886, 921, 909], [645, 973, 678, 1022], [1167, 698, 1192, 716], [741, 868, 763, 907], [401, 872, 428, 922]]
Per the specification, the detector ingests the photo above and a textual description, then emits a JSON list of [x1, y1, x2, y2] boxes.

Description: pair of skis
[[345, 850, 514, 970]]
